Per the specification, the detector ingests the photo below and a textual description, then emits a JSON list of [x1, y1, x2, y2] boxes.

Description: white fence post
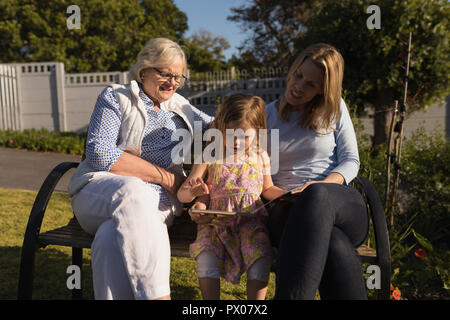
[[55, 62, 67, 131], [13, 65, 23, 131], [120, 72, 129, 84]]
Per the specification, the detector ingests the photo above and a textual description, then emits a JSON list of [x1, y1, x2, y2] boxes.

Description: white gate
[[0, 64, 22, 131]]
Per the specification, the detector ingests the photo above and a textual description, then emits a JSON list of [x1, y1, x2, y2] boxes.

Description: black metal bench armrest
[[18, 161, 79, 299], [354, 176, 391, 299], [23, 162, 79, 238]]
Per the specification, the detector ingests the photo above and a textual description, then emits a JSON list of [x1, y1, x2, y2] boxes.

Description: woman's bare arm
[[110, 151, 184, 195]]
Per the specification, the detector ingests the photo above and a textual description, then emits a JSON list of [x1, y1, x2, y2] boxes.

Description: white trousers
[[71, 174, 174, 300]]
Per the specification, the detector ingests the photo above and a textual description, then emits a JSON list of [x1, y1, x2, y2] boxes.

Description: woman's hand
[[188, 201, 214, 225], [291, 180, 320, 194], [161, 170, 185, 195], [290, 173, 345, 194]]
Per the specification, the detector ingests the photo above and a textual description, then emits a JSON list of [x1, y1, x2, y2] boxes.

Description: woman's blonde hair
[[279, 43, 344, 133], [129, 38, 187, 87], [209, 93, 267, 178]]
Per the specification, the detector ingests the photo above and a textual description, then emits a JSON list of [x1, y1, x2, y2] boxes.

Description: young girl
[[177, 93, 287, 300]]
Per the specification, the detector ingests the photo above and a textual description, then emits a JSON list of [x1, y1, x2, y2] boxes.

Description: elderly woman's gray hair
[[129, 38, 188, 87]]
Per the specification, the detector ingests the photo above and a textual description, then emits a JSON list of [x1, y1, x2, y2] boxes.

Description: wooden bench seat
[[38, 215, 377, 262]]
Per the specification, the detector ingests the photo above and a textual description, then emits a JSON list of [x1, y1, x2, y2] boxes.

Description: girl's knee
[[247, 256, 272, 283], [196, 251, 220, 279]]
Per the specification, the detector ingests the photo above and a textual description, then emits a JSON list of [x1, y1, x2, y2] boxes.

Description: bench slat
[[37, 217, 378, 261]]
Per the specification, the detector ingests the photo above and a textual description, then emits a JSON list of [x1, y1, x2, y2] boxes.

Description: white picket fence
[[0, 62, 288, 131], [0, 65, 21, 131], [0, 61, 448, 137]]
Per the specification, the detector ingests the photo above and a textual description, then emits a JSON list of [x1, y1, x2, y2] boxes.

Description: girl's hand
[[187, 177, 211, 198], [188, 201, 214, 225], [162, 170, 185, 195]]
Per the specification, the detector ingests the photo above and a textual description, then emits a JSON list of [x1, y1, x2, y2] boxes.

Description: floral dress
[[189, 158, 273, 284]]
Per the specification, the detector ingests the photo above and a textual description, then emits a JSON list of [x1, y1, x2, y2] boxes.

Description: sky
[[172, 0, 250, 60]]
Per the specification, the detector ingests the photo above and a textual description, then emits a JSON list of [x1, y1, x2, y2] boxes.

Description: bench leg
[[17, 242, 37, 300], [379, 260, 391, 300], [72, 247, 83, 300]]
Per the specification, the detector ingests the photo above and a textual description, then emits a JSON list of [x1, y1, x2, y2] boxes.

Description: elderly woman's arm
[[86, 86, 183, 194], [110, 152, 184, 195]]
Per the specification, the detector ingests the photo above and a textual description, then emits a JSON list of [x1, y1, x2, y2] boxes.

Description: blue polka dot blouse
[[85, 85, 213, 207]]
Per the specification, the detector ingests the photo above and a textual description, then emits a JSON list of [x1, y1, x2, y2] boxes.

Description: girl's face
[[285, 58, 324, 109], [225, 121, 257, 156]]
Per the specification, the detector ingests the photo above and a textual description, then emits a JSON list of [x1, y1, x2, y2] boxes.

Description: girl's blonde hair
[[129, 38, 187, 87], [279, 43, 344, 133], [209, 93, 267, 179]]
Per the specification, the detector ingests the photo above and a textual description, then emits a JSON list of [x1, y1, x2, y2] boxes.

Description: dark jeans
[[268, 183, 369, 300]]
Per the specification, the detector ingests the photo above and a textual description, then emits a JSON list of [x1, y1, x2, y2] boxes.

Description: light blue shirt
[[265, 99, 360, 190]]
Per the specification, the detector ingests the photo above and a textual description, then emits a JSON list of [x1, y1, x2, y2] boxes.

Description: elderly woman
[[68, 38, 213, 300], [266, 43, 369, 299]]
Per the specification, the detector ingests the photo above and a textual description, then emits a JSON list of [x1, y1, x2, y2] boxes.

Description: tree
[[0, 0, 188, 73], [180, 28, 230, 73], [297, 0, 449, 146], [230, 0, 449, 146], [227, 0, 315, 69]]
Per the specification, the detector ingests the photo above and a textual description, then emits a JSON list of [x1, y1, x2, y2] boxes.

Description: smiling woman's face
[[140, 58, 184, 106], [285, 58, 324, 110]]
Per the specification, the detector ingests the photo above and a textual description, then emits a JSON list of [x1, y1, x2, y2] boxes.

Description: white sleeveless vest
[[68, 80, 196, 216]]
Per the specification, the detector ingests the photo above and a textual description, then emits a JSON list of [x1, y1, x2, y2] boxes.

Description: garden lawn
[[0, 187, 276, 300]]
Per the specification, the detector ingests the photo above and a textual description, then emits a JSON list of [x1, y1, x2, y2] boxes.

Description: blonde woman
[[69, 38, 213, 300], [265, 43, 369, 299]]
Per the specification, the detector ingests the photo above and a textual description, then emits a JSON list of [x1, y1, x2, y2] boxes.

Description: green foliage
[[390, 228, 449, 299], [298, 0, 450, 113], [231, 0, 449, 145], [398, 127, 450, 244], [0, 128, 86, 155], [180, 28, 231, 73], [354, 120, 450, 299], [0, 0, 188, 72], [228, 0, 312, 69]]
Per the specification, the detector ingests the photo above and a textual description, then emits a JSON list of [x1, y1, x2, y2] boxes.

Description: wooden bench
[[18, 161, 391, 300]]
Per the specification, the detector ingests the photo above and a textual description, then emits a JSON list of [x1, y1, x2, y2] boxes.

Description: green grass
[[0, 188, 276, 300]]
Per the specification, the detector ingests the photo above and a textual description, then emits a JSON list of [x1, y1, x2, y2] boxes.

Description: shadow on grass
[[0, 246, 94, 300], [171, 284, 200, 300], [1, 245, 202, 300]]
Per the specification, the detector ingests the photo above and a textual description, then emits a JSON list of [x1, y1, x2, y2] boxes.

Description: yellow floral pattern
[[189, 159, 273, 284]]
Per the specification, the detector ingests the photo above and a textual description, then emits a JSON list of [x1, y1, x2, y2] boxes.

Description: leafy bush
[[353, 117, 450, 299], [399, 128, 450, 246], [388, 128, 450, 299], [0, 129, 86, 155]]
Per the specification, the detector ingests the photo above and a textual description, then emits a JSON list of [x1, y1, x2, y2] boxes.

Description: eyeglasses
[[152, 67, 187, 84]]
